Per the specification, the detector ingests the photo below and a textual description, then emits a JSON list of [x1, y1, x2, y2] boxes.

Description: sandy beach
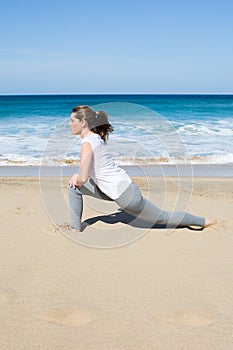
[[1, 175, 233, 350]]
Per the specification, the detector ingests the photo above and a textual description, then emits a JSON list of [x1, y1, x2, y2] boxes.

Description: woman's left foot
[[71, 228, 80, 233]]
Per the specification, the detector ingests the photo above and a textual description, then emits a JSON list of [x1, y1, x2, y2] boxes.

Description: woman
[[68, 105, 216, 232]]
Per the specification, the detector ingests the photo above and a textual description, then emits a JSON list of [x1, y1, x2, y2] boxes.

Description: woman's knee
[[68, 185, 82, 197]]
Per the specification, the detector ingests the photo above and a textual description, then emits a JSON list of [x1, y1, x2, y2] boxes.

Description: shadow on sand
[[83, 209, 204, 231]]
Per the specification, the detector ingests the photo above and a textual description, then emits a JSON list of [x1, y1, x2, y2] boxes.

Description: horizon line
[[1, 92, 233, 96]]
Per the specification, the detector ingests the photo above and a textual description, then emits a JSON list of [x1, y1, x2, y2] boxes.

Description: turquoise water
[[0, 94, 233, 165]]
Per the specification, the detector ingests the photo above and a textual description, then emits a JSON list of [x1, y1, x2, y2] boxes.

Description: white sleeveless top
[[81, 133, 132, 199]]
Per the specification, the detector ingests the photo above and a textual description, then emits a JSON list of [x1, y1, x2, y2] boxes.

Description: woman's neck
[[81, 129, 94, 139]]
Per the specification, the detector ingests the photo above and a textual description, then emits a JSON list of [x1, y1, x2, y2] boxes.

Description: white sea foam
[[1, 153, 233, 166], [0, 154, 42, 166], [177, 124, 233, 136]]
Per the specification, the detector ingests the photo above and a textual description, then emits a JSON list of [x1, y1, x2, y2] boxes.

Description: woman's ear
[[81, 119, 88, 128]]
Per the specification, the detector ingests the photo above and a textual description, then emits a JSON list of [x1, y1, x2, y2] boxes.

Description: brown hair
[[72, 105, 114, 143]]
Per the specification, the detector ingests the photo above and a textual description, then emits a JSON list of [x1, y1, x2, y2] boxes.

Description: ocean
[[0, 94, 233, 168]]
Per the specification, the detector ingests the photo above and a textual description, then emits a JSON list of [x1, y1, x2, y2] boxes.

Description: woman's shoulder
[[81, 133, 103, 147], [82, 133, 99, 141]]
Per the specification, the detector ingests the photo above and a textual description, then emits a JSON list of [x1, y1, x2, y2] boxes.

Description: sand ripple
[[38, 307, 93, 327], [156, 309, 216, 327]]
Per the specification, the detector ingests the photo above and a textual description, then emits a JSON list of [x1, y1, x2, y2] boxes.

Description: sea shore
[[0, 173, 233, 349], [0, 163, 233, 177]]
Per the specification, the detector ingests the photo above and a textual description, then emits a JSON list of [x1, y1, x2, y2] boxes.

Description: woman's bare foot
[[70, 222, 89, 233], [204, 219, 217, 229], [71, 227, 80, 233]]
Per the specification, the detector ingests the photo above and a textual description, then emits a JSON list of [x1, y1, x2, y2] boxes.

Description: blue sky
[[0, 0, 233, 94]]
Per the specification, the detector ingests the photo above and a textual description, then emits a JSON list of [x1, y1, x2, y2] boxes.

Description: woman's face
[[69, 113, 83, 135]]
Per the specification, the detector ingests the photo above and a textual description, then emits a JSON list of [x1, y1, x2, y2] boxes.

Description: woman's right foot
[[204, 219, 217, 229]]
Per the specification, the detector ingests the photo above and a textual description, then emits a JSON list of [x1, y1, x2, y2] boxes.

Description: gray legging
[[68, 178, 205, 230]]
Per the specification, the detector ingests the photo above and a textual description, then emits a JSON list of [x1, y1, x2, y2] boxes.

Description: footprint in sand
[[46, 225, 59, 235], [38, 307, 93, 327], [15, 205, 25, 215], [155, 309, 216, 328], [46, 223, 71, 236]]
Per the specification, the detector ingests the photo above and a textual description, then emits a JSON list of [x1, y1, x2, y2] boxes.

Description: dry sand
[[0, 176, 233, 350]]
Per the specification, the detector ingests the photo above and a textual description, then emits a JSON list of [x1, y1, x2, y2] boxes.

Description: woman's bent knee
[[68, 185, 82, 196]]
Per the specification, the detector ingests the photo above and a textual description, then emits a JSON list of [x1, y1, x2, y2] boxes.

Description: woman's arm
[[69, 142, 93, 188]]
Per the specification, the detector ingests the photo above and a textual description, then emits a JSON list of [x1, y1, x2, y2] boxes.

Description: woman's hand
[[69, 173, 80, 188]]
